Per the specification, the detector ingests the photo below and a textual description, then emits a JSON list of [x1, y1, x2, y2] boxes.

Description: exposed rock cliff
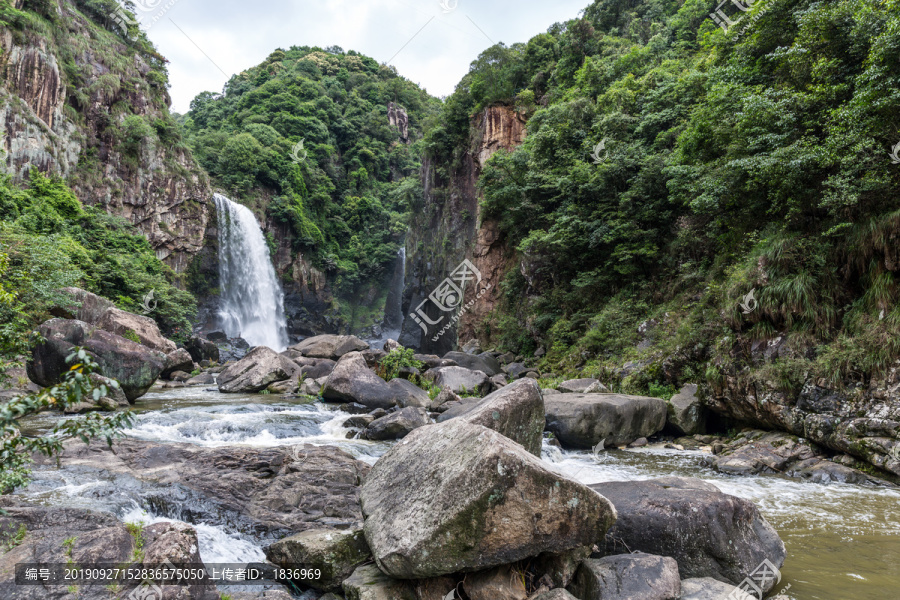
[[400, 105, 526, 353], [0, 0, 210, 273]]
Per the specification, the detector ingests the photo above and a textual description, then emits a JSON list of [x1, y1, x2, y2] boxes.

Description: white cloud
[[135, 0, 589, 113]]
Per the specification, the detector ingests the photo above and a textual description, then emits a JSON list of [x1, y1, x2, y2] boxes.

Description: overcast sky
[[130, 0, 590, 113]]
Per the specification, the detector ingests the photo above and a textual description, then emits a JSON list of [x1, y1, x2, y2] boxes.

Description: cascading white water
[[382, 246, 406, 342], [214, 193, 289, 351]]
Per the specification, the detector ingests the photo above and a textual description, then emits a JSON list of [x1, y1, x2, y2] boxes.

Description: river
[[16, 385, 900, 599]]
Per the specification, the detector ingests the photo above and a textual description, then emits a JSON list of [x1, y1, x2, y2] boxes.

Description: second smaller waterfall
[[215, 193, 289, 351]]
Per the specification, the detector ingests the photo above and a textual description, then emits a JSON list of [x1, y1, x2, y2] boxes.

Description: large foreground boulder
[[217, 346, 301, 393], [28, 319, 166, 401], [436, 378, 545, 455], [590, 477, 785, 592], [424, 365, 490, 396], [568, 553, 680, 600], [291, 335, 369, 359], [322, 352, 398, 409], [359, 419, 617, 579], [545, 393, 667, 448]]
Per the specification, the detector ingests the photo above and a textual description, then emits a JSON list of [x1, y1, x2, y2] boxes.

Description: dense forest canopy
[[426, 0, 900, 394], [180, 46, 440, 295]]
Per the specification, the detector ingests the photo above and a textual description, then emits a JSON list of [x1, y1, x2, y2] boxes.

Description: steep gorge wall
[[400, 105, 526, 354], [0, 0, 210, 273]]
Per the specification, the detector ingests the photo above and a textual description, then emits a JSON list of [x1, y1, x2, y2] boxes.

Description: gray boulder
[[359, 419, 617, 579], [666, 383, 707, 435], [291, 335, 369, 359], [364, 407, 431, 440], [557, 378, 601, 393], [388, 377, 431, 408], [464, 565, 528, 600], [545, 393, 667, 448], [504, 362, 528, 378], [51, 287, 114, 323], [434, 378, 544, 455], [532, 591, 579, 600], [217, 346, 301, 393], [185, 335, 219, 363], [590, 477, 785, 591], [425, 365, 490, 396], [96, 307, 177, 353], [322, 352, 397, 409], [162, 348, 194, 379], [680, 578, 750, 600], [302, 359, 337, 380], [28, 319, 166, 402], [443, 351, 501, 376], [264, 528, 371, 591], [568, 553, 681, 600], [342, 564, 415, 600]]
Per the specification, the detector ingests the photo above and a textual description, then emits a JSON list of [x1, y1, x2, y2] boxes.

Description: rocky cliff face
[[0, 1, 210, 273], [400, 105, 526, 353]]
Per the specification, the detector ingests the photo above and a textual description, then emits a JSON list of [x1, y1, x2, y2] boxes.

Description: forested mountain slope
[[414, 0, 900, 472], [181, 47, 440, 335]]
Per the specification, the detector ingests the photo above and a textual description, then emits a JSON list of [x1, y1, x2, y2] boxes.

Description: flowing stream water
[[16, 386, 900, 599], [214, 193, 289, 351]]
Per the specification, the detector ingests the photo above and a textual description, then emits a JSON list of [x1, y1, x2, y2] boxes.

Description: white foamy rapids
[[214, 193, 289, 351], [544, 441, 900, 537], [120, 503, 265, 564]]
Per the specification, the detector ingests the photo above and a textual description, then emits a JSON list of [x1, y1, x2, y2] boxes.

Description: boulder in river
[[424, 365, 490, 396], [666, 383, 707, 435], [443, 351, 501, 376], [387, 377, 431, 408], [162, 347, 195, 379], [322, 351, 398, 409], [291, 335, 369, 359], [185, 334, 220, 363], [544, 393, 667, 448], [28, 318, 166, 401], [264, 528, 371, 592], [39, 439, 370, 536], [0, 502, 218, 600], [435, 378, 545, 455], [679, 577, 750, 600], [217, 346, 302, 393], [590, 477, 786, 591], [364, 406, 431, 440], [96, 306, 177, 353], [568, 553, 681, 600], [359, 419, 617, 579]]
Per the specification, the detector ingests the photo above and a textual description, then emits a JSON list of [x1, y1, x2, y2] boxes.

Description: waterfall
[[381, 246, 406, 343], [214, 193, 289, 351]]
